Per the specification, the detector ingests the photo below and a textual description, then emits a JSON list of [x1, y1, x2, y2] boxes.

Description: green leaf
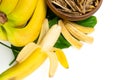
[[76, 16, 97, 28], [0, 42, 22, 65], [9, 45, 23, 65], [54, 34, 71, 49], [48, 17, 59, 28]]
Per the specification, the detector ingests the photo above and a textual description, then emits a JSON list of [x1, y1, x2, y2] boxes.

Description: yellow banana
[[0, 48, 48, 80], [3, 0, 46, 47], [4, 0, 38, 27], [0, 22, 62, 79], [0, 0, 19, 14]]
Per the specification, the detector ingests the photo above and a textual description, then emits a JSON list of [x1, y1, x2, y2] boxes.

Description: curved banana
[[0, 22, 62, 80], [4, 0, 38, 27], [3, 0, 46, 47], [0, 48, 48, 80], [0, 0, 19, 14]]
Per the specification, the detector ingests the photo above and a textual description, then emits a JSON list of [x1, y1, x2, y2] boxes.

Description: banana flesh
[[16, 42, 40, 63]]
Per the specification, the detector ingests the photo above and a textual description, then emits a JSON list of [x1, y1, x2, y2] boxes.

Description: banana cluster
[[0, 19, 69, 80], [0, 0, 95, 79], [0, 0, 46, 47]]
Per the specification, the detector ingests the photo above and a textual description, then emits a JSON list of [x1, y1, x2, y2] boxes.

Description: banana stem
[[0, 11, 7, 24]]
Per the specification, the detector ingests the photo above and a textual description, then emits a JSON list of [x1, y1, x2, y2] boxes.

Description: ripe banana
[[4, 0, 38, 27], [0, 0, 19, 15], [3, 0, 46, 47], [0, 48, 48, 80], [0, 22, 62, 80]]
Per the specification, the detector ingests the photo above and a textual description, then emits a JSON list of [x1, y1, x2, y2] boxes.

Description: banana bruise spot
[[0, 11, 7, 24]]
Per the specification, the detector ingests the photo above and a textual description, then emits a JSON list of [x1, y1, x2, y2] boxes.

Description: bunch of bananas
[[0, 0, 46, 47], [0, 18, 69, 79], [0, 0, 95, 79]]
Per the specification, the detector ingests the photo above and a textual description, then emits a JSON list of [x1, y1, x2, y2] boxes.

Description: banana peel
[[1, 0, 46, 47], [0, 0, 19, 15], [0, 48, 48, 80], [0, 19, 69, 79], [0, 26, 7, 40], [53, 48, 69, 68], [5, 0, 38, 27]]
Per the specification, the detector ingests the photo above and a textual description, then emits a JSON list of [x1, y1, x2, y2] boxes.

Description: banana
[[0, 26, 7, 40], [0, 22, 62, 80], [0, 48, 48, 80], [3, 0, 46, 47], [4, 0, 38, 27], [0, 0, 19, 15]]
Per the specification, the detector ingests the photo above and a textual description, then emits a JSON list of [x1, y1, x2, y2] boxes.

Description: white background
[[1, 0, 120, 80]]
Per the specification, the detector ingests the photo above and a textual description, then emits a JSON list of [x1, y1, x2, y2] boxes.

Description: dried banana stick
[[65, 23, 93, 43], [58, 20, 83, 49], [64, 21, 94, 34]]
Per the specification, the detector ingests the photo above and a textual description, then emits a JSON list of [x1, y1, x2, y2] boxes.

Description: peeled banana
[[0, 22, 62, 80]]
